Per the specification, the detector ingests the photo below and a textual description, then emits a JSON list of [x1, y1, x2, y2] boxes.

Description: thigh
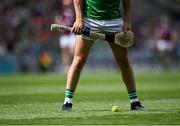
[[74, 36, 94, 58]]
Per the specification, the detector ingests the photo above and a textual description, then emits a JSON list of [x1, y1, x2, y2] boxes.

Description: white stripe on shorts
[[83, 18, 124, 41], [84, 18, 124, 33]]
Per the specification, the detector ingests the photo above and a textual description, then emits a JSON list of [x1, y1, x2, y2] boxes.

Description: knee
[[72, 56, 87, 70]]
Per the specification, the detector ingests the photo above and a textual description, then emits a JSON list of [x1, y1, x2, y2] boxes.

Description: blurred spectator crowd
[[130, 0, 180, 71], [0, 0, 180, 73], [0, 0, 63, 73]]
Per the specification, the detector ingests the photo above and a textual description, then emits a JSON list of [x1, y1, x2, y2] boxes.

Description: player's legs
[[108, 43, 136, 91], [108, 42, 145, 110], [62, 36, 94, 111], [66, 36, 94, 89]]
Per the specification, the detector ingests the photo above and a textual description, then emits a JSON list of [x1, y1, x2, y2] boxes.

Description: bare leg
[[66, 36, 94, 90], [108, 42, 136, 92], [108, 43, 145, 110], [62, 36, 94, 111]]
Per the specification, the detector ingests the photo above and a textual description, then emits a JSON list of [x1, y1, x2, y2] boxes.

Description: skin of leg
[[66, 36, 94, 90], [108, 42, 136, 92]]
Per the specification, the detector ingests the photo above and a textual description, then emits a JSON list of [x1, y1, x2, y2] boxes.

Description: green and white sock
[[128, 90, 139, 103], [64, 89, 74, 104]]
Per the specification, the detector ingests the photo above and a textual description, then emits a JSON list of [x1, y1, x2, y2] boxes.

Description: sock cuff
[[128, 90, 137, 94], [65, 88, 75, 99], [66, 88, 75, 92]]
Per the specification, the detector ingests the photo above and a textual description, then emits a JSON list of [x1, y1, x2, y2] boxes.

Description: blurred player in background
[[155, 15, 178, 70], [62, 0, 145, 111], [55, 0, 75, 74]]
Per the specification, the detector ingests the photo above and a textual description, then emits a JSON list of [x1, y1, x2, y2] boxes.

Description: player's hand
[[71, 20, 84, 35]]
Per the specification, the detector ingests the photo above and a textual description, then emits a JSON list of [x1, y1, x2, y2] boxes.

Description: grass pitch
[[0, 72, 180, 125]]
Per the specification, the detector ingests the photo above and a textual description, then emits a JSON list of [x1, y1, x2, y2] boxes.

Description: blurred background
[[0, 0, 180, 74]]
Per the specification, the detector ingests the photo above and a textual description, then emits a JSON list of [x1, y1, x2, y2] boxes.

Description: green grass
[[0, 72, 180, 125]]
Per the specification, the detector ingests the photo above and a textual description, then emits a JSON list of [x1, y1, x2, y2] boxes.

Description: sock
[[128, 90, 139, 103], [64, 89, 74, 104]]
